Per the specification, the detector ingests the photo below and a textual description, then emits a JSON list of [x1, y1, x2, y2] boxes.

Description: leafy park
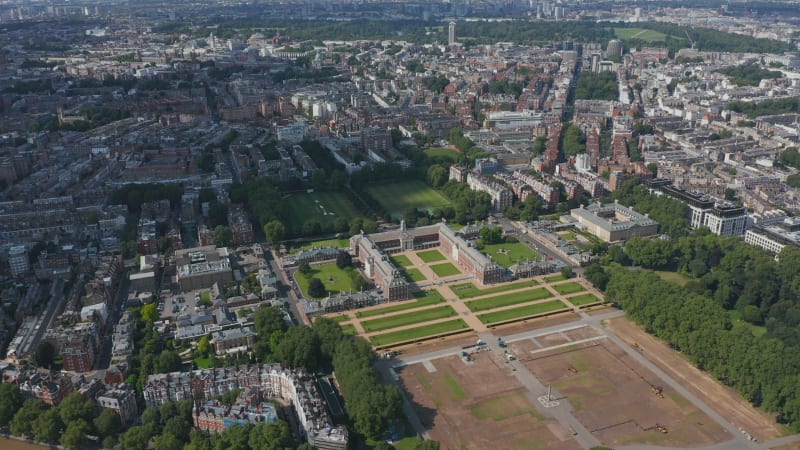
[[295, 257, 369, 299], [365, 180, 450, 218]]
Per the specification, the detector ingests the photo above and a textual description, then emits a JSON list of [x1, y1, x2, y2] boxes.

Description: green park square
[[430, 262, 460, 277], [480, 242, 541, 268], [295, 263, 361, 298], [390, 254, 414, 267]]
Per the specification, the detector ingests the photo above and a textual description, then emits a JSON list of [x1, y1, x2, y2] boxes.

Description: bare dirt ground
[[518, 340, 729, 447], [392, 331, 478, 358], [605, 317, 787, 442], [397, 353, 582, 450]]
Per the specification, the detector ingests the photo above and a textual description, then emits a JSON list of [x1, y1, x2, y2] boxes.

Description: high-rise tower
[[448, 21, 456, 45]]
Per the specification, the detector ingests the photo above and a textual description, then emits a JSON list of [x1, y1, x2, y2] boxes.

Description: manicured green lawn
[[425, 148, 460, 161], [477, 300, 567, 324], [402, 268, 427, 282], [480, 242, 541, 268], [553, 282, 586, 295], [465, 288, 553, 312], [568, 293, 602, 306], [194, 357, 212, 369], [417, 249, 446, 263], [544, 273, 566, 283], [361, 305, 457, 333], [327, 314, 350, 323], [290, 238, 351, 254], [295, 263, 362, 298], [369, 319, 469, 346], [283, 191, 360, 233], [356, 290, 444, 319], [340, 323, 357, 335], [390, 254, 414, 267], [430, 262, 460, 277], [449, 279, 539, 299], [365, 180, 450, 218]]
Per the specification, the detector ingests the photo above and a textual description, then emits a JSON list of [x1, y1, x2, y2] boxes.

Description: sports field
[[365, 180, 450, 218], [362, 305, 457, 333], [356, 290, 444, 319], [552, 282, 586, 295], [449, 279, 539, 299], [295, 263, 361, 298], [477, 300, 567, 324], [283, 191, 359, 232], [465, 288, 553, 312], [430, 262, 460, 277], [480, 242, 541, 268], [612, 27, 671, 43], [417, 249, 446, 263], [369, 319, 469, 346]]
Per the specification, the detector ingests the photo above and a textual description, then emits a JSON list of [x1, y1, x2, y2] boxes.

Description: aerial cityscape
[[1, 0, 800, 449]]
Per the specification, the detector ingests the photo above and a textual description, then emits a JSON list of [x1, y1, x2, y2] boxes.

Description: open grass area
[[653, 270, 692, 287], [340, 323, 357, 335], [544, 273, 566, 283], [449, 279, 539, 299], [568, 293, 602, 306], [295, 263, 361, 298], [369, 319, 469, 346], [290, 238, 351, 254], [365, 180, 450, 218], [729, 310, 767, 337], [477, 300, 567, 324], [194, 357, 212, 369], [417, 249, 446, 263], [465, 288, 553, 312], [552, 281, 586, 295], [328, 314, 350, 323], [390, 254, 414, 267], [361, 305, 458, 333], [480, 242, 541, 268], [430, 262, 460, 277], [425, 148, 461, 161], [612, 27, 671, 43], [282, 191, 359, 233], [357, 290, 445, 319], [402, 268, 427, 282]]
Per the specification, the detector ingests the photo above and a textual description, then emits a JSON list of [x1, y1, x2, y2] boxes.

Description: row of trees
[[596, 266, 800, 430], [252, 309, 406, 440], [610, 179, 690, 237]]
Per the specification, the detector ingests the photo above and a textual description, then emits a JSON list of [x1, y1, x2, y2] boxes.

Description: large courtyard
[[326, 246, 602, 348], [364, 181, 450, 219]]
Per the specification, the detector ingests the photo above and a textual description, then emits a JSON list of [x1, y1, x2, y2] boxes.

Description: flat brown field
[[605, 317, 787, 441], [517, 340, 730, 447], [398, 353, 582, 450]]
